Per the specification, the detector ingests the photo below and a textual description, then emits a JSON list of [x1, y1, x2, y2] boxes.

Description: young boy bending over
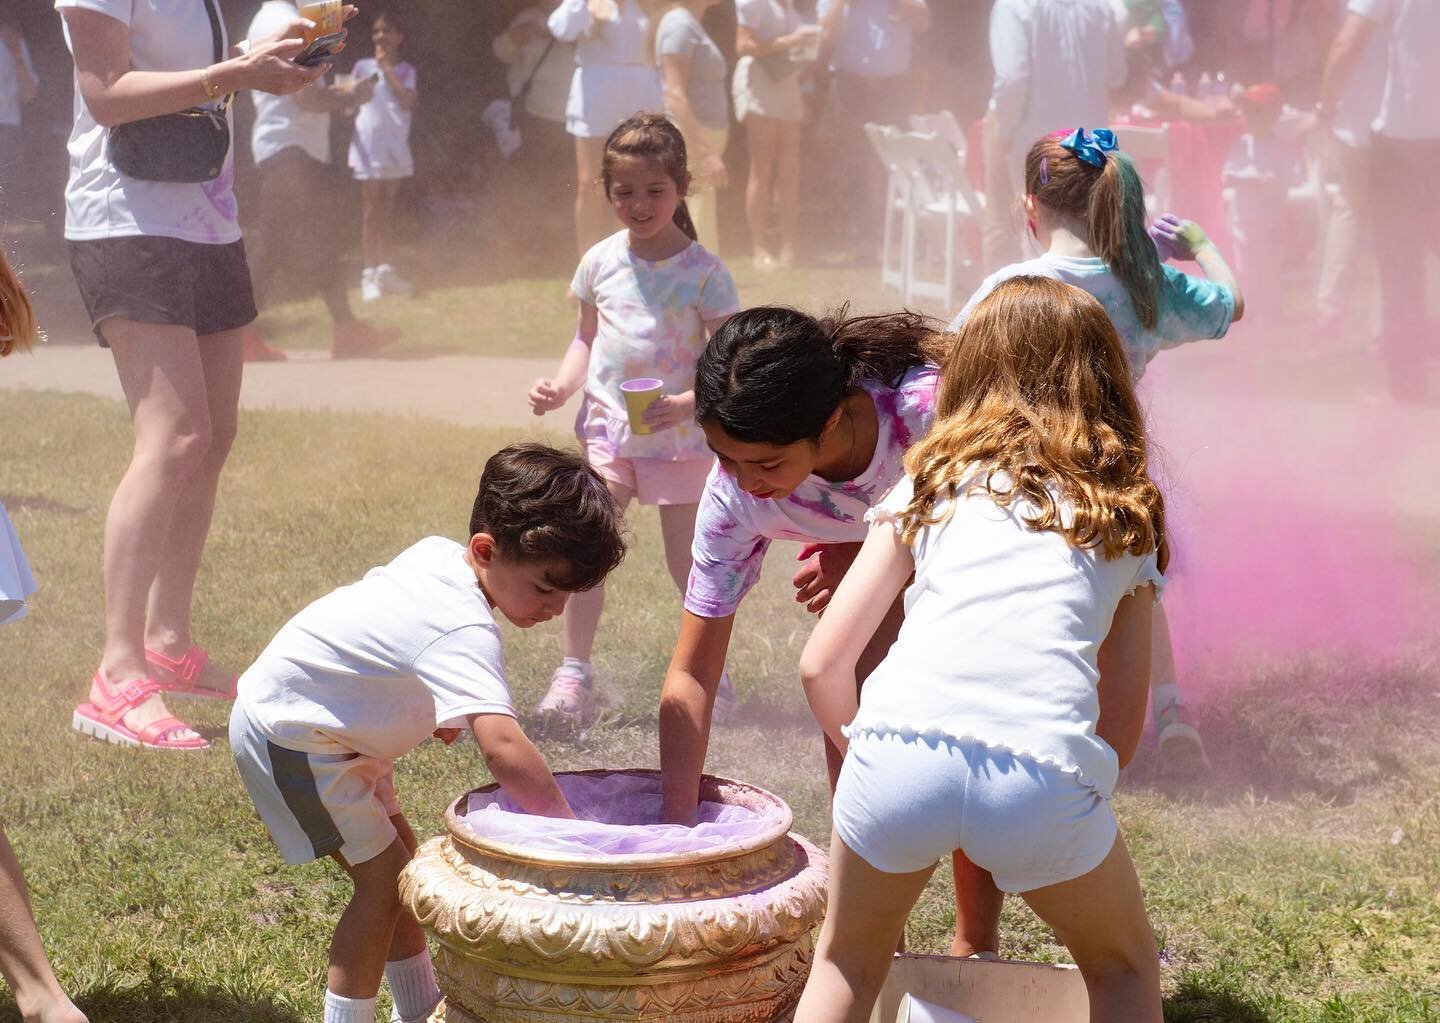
[[230, 444, 626, 1023]]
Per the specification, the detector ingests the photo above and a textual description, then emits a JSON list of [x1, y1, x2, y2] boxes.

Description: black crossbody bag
[[108, 0, 233, 183]]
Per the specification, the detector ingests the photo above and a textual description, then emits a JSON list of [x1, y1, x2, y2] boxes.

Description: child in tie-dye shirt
[[529, 113, 739, 727]]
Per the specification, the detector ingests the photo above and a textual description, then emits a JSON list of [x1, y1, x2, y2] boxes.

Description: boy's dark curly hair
[[468, 444, 626, 592]]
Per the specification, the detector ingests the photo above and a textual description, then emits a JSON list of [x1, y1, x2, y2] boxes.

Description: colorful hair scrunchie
[[1059, 127, 1118, 168]]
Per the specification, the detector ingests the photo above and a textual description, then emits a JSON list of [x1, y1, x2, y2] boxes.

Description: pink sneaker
[[535, 661, 595, 727]]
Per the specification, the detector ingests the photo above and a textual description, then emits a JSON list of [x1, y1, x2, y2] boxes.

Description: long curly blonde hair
[[900, 276, 1166, 567], [0, 247, 38, 357]]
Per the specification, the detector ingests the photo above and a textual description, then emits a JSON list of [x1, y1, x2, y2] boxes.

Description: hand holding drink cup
[[622, 381, 693, 434]]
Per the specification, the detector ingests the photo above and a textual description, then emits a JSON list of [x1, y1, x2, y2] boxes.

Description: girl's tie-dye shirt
[[573, 230, 740, 461], [685, 365, 939, 619], [951, 253, 1235, 380]]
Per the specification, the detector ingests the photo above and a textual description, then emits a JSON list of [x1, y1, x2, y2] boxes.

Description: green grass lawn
[[252, 259, 952, 358], [0, 391, 1437, 1022]]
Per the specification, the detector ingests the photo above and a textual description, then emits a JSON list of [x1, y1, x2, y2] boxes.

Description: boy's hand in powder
[[432, 727, 462, 746], [642, 391, 695, 432], [793, 542, 862, 614]]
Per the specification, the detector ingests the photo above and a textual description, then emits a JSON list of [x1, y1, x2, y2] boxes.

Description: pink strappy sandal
[[145, 645, 238, 701], [73, 673, 210, 751]]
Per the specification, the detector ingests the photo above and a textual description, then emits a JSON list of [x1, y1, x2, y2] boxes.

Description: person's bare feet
[[21, 991, 89, 1023]]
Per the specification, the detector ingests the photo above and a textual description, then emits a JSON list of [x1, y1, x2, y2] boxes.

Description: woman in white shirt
[[548, 0, 662, 254], [57, 0, 324, 751], [734, 0, 815, 268]]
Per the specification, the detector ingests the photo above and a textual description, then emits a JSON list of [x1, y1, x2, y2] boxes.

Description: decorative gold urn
[[399, 770, 829, 1023]]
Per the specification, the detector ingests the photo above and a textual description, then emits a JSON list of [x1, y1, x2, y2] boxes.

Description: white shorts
[[833, 731, 1117, 893], [229, 705, 401, 867]]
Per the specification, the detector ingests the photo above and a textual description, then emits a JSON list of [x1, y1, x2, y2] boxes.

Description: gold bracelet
[[200, 66, 221, 102]]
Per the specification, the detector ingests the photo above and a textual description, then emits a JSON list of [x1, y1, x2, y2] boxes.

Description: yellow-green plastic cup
[[621, 378, 664, 435]]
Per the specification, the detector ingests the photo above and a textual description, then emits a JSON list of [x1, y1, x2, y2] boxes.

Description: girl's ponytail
[[1087, 152, 1162, 331], [0, 248, 38, 357], [673, 198, 699, 241], [695, 306, 945, 446]]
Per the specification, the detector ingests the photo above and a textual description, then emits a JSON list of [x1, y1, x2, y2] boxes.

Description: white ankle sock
[[385, 950, 441, 1022], [561, 657, 593, 678], [324, 990, 377, 1023]]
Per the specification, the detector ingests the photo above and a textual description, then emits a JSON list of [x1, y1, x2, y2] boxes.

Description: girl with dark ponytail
[[662, 306, 1004, 956], [527, 112, 739, 728]]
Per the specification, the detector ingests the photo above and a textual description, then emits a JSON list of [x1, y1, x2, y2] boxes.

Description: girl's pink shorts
[[583, 437, 712, 506]]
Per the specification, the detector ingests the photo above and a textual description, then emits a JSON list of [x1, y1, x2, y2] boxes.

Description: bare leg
[[949, 848, 1004, 957], [574, 136, 608, 258], [1019, 834, 1162, 1023], [776, 121, 802, 263], [561, 479, 635, 662], [383, 814, 427, 963], [744, 116, 779, 262], [96, 320, 216, 739], [378, 180, 402, 271], [0, 829, 88, 1023], [143, 329, 244, 691], [793, 831, 935, 1023], [656, 502, 698, 594], [328, 837, 415, 999], [361, 180, 382, 270]]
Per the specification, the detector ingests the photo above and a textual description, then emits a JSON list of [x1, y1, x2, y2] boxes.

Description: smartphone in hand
[[294, 30, 345, 67]]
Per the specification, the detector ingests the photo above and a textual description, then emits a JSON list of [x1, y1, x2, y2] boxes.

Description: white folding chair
[[864, 122, 914, 296], [1113, 124, 1172, 214], [909, 110, 967, 152], [890, 130, 985, 312]]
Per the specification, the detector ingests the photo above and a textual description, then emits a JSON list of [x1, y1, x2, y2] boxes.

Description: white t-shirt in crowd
[[685, 365, 938, 619], [817, 0, 924, 78], [1349, 0, 1440, 141], [55, 0, 240, 244], [1332, 0, 1389, 147], [845, 472, 1163, 799], [0, 36, 34, 128], [549, 0, 650, 67], [988, 0, 1125, 185], [248, 0, 330, 164], [348, 57, 417, 177], [236, 537, 516, 762], [736, 0, 801, 44], [952, 253, 1235, 380]]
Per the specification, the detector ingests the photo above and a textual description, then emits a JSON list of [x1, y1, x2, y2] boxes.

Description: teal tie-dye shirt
[[950, 253, 1236, 380]]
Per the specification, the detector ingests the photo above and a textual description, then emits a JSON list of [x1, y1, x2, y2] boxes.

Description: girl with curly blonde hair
[[795, 276, 1166, 1023]]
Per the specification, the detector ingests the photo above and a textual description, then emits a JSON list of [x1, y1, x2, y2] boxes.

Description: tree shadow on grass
[[0, 968, 304, 1023], [1164, 977, 1274, 1022]]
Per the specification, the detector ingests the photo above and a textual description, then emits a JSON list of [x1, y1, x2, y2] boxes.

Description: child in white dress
[[796, 277, 1166, 1023], [348, 12, 418, 301]]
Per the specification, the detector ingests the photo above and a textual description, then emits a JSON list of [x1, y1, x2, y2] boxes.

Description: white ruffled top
[[844, 471, 1163, 798]]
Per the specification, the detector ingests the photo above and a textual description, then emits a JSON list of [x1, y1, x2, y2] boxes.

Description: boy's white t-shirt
[[248, 0, 330, 165], [236, 537, 515, 762], [348, 57, 417, 176], [951, 253, 1235, 380], [54, 0, 241, 243], [685, 365, 938, 619], [846, 473, 1163, 798]]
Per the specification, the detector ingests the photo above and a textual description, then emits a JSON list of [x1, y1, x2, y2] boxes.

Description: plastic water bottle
[[1196, 71, 1215, 102], [1170, 71, 1187, 96]]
